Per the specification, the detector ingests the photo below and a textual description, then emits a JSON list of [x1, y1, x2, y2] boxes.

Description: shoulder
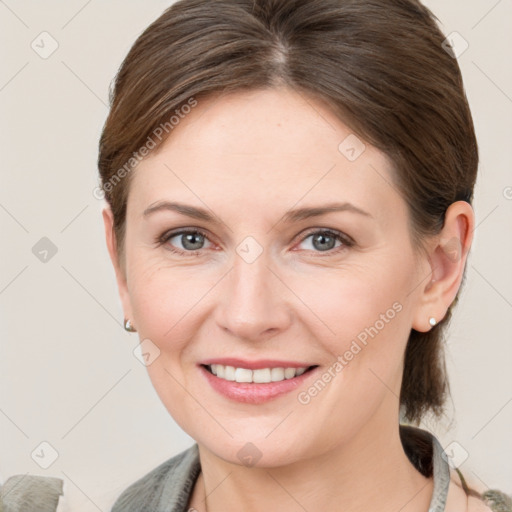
[[445, 468, 502, 512], [0, 475, 63, 512], [110, 443, 200, 512], [401, 425, 510, 512], [467, 496, 494, 512]]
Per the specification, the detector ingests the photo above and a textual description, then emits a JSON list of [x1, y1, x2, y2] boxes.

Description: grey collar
[[110, 428, 451, 511], [429, 433, 451, 511]]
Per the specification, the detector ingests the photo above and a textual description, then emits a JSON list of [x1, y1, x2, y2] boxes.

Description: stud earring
[[429, 317, 437, 327], [124, 318, 137, 332]]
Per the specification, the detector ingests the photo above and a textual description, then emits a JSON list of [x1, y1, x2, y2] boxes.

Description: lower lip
[[199, 365, 319, 404]]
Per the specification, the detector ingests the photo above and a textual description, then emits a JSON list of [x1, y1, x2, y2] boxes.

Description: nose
[[214, 251, 292, 342]]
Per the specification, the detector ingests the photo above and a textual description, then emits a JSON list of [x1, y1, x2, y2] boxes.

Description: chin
[[195, 431, 313, 469]]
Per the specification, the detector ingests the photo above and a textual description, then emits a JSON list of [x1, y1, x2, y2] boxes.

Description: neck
[[191, 419, 434, 512]]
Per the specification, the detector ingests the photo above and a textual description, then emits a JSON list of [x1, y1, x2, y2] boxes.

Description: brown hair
[[98, 0, 478, 425]]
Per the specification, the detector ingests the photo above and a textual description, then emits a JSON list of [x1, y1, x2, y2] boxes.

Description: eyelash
[[156, 227, 355, 257]]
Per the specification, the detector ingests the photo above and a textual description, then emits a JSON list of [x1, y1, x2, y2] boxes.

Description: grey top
[[1, 428, 508, 511], [0, 475, 63, 512], [110, 427, 451, 512]]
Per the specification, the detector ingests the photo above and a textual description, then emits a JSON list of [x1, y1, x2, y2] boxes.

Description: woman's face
[[108, 87, 432, 466]]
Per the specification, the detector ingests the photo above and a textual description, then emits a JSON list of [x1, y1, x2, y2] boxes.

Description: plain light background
[[1, 1, 511, 510]]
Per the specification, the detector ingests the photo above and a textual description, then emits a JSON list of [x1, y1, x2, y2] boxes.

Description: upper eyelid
[[159, 227, 212, 246]]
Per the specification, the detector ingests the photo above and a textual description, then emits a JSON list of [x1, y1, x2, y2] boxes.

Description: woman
[[97, 0, 509, 511]]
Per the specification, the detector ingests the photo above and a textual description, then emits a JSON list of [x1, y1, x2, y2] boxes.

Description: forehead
[[129, 87, 401, 220]]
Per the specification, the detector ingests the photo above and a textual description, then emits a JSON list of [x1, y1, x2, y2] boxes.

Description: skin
[[103, 87, 474, 512]]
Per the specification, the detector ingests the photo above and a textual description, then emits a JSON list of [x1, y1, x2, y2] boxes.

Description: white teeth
[[208, 364, 310, 383], [270, 367, 284, 381], [224, 365, 236, 381], [216, 364, 225, 379], [284, 367, 296, 379], [235, 368, 253, 382], [252, 368, 271, 383]]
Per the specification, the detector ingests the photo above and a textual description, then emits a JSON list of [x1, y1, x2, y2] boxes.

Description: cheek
[[292, 259, 409, 339], [127, 258, 218, 355], [287, 256, 414, 390], [126, 262, 212, 427], [288, 266, 413, 441]]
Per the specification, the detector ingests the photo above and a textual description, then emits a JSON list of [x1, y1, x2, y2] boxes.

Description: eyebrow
[[143, 201, 373, 222]]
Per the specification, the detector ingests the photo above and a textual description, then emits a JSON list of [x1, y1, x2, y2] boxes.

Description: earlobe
[[102, 207, 134, 328], [412, 201, 474, 332]]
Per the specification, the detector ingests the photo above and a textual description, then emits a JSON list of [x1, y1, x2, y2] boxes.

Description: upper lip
[[199, 358, 317, 370]]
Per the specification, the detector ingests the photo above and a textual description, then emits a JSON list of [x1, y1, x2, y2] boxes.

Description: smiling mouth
[[202, 364, 318, 384]]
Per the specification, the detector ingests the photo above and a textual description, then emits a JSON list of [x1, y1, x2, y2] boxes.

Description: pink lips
[[198, 360, 319, 404]]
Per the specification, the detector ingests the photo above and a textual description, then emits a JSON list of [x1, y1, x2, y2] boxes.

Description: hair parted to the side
[[97, 0, 478, 425]]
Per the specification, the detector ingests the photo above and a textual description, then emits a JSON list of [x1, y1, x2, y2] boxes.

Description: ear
[[102, 207, 134, 330], [411, 201, 475, 333]]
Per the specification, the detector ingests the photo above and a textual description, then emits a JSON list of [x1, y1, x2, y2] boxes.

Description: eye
[[294, 229, 354, 255], [157, 227, 354, 257], [158, 229, 213, 255]]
